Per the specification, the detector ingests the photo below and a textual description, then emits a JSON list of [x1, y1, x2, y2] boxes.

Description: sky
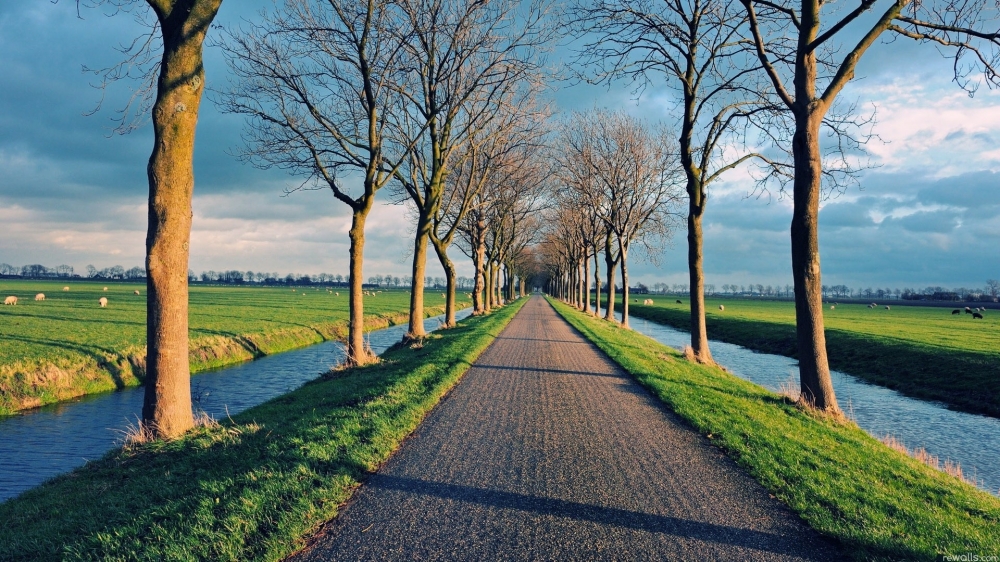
[[0, 0, 998, 291]]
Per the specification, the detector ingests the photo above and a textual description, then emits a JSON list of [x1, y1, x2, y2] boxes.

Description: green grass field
[[618, 296, 1000, 417], [0, 280, 467, 415], [0, 298, 525, 561], [552, 298, 1000, 561]]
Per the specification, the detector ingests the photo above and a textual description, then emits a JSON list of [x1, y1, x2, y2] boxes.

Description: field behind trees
[[623, 297, 1000, 417], [0, 280, 464, 415]]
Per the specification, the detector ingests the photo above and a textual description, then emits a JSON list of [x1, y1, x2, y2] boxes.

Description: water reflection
[[0, 309, 471, 503]]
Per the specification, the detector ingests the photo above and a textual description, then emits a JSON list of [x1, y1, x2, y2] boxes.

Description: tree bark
[[791, 107, 840, 413], [484, 260, 494, 312], [141, 0, 222, 440], [592, 243, 601, 316], [346, 208, 374, 365], [604, 233, 617, 321], [472, 216, 487, 315], [407, 213, 431, 338], [619, 241, 630, 328], [583, 253, 591, 314], [687, 206, 714, 363], [431, 236, 457, 327]]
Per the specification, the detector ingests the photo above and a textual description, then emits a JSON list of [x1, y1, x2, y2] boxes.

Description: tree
[[390, 0, 550, 338], [741, 0, 1000, 413], [987, 279, 1000, 298], [219, 0, 418, 365], [556, 109, 683, 327]]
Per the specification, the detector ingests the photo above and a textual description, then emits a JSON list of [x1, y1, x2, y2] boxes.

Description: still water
[[0, 309, 472, 503], [603, 307, 1000, 495]]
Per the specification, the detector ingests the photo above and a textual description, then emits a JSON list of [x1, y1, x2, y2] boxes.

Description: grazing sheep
[[633, 298, 638, 303], [335, 292, 339, 296], [643, 299, 654, 305], [830, 305, 835, 310], [35, 293, 45, 301], [99, 297, 108, 308], [973, 312, 984, 319], [63, 286, 70, 291], [885, 305, 890, 310], [675, 299, 682, 304], [134, 290, 140, 296], [442, 293, 447, 298], [4, 296, 17, 306], [952, 309, 961, 315], [718, 304, 725, 311], [103, 287, 108, 291], [965, 307, 973, 314]]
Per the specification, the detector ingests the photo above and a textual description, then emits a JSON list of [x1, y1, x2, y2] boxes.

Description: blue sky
[[0, 0, 997, 290]]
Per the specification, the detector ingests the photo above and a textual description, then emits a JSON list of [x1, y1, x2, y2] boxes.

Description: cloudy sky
[[1, 1, 997, 290]]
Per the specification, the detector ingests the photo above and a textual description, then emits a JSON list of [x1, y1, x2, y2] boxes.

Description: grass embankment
[[620, 297, 1000, 417], [551, 298, 1000, 561], [0, 280, 468, 415], [0, 297, 525, 562]]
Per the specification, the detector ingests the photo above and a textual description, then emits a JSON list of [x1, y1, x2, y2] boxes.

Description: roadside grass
[[551, 298, 1000, 561], [0, 297, 525, 562], [0, 280, 467, 415], [619, 297, 1000, 417]]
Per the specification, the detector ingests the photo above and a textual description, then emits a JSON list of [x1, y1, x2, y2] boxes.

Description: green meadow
[[620, 296, 1000, 417], [0, 280, 466, 415]]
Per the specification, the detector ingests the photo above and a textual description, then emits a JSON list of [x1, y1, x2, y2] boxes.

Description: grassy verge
[[551, 297, 1000, 561], [0, 280, 467, 415], [0, 297, 525, 562], [619, 299, 1000, 418]]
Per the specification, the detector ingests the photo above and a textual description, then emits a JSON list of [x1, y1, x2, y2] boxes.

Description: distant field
[[0, 280, 464, 415], [621, 296, 1000, 417]]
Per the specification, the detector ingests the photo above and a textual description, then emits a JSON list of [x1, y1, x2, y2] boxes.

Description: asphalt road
[[289, 296, 841, 561]]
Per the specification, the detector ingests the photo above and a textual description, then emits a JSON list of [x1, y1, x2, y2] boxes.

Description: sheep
[[643, 299, 654, 305], [335, 292, 339, 296], [99, 297, 108, 308], [830, 305, 835, 310], [134, 290, 140, 296], [675, 299, 682, 304], [952, 309, 961, 315], [965, 307, 973, 314], [718, 304, 725, 311], [35, 293, 45, 301], [442, 293, 447, 298], [973, 312, 984, 319], [103, 287, 108, 291], [4, 296, 17, 306], [885, 305, 890, 310], [63, 286, 70, 291]]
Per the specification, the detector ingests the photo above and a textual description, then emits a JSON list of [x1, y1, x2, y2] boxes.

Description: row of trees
[[544, 0, 1000, 415]]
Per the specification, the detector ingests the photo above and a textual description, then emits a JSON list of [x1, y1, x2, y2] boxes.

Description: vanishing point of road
[[290, 296, 841, 561]]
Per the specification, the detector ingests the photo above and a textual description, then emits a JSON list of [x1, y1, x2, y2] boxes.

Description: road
[[289, 296, 840, 561]]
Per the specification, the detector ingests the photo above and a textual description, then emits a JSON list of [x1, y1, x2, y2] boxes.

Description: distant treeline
[[0, 263, 481, 290], [592, 281, 1000, 303]]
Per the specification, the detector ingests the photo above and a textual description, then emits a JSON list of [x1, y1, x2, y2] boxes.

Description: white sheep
[[643, 299, 653, 305], [63, 286, 70, 291], [830, 305, 835, 310], [335, 292, 339, 296], [35, 293, 45, 301], [4, 296, 17, 306], [885, 305, 890, 310], [718, 304, 725, 311], [103, 287, 108, 291], [134, 290, 140, 296], [99, 297, 108, 308]]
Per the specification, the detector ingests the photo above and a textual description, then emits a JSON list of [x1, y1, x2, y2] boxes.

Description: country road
[[289, 296, 841, 561]]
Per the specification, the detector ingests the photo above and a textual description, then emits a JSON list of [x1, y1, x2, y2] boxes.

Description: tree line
[[64, 0, 1000, 437]]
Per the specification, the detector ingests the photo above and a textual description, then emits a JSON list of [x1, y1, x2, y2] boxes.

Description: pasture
[[623, 297, 1000, 417], [0, 280, 463, 414]]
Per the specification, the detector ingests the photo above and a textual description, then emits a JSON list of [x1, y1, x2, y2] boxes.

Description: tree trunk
[[346, 207, 374, 365], [604, 233, 617, 321], [407, 213, 431, 339], [791, 107, 840, 413], [141, 0, 222, 440], [431, 237, 457, 327], [472, 218, 486, 315], [619, 241, 630, 328], [592, 243, 601, 316], [484, 261, 493, 312], [583, 253, 591, 314], [687, 205, 714, 364]]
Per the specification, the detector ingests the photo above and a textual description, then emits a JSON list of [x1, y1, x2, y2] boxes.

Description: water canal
[[0, 309, 472, 503], [603, 307, 1000, 495]]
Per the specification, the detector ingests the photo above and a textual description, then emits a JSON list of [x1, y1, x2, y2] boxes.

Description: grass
[[551, 297, 1000, 561], [0, 296, 525, 562], [618, 296, 1000, 417], [0, 280, 468, 415]]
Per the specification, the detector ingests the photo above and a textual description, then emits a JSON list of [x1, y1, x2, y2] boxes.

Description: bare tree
[[556, 109, 684, 327], [391, 0, 551, 339], [78, 0, 223, 438], [568, 0, 777, 363], [218, 0, 416, 366], [742, 0, 1000, 413]]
